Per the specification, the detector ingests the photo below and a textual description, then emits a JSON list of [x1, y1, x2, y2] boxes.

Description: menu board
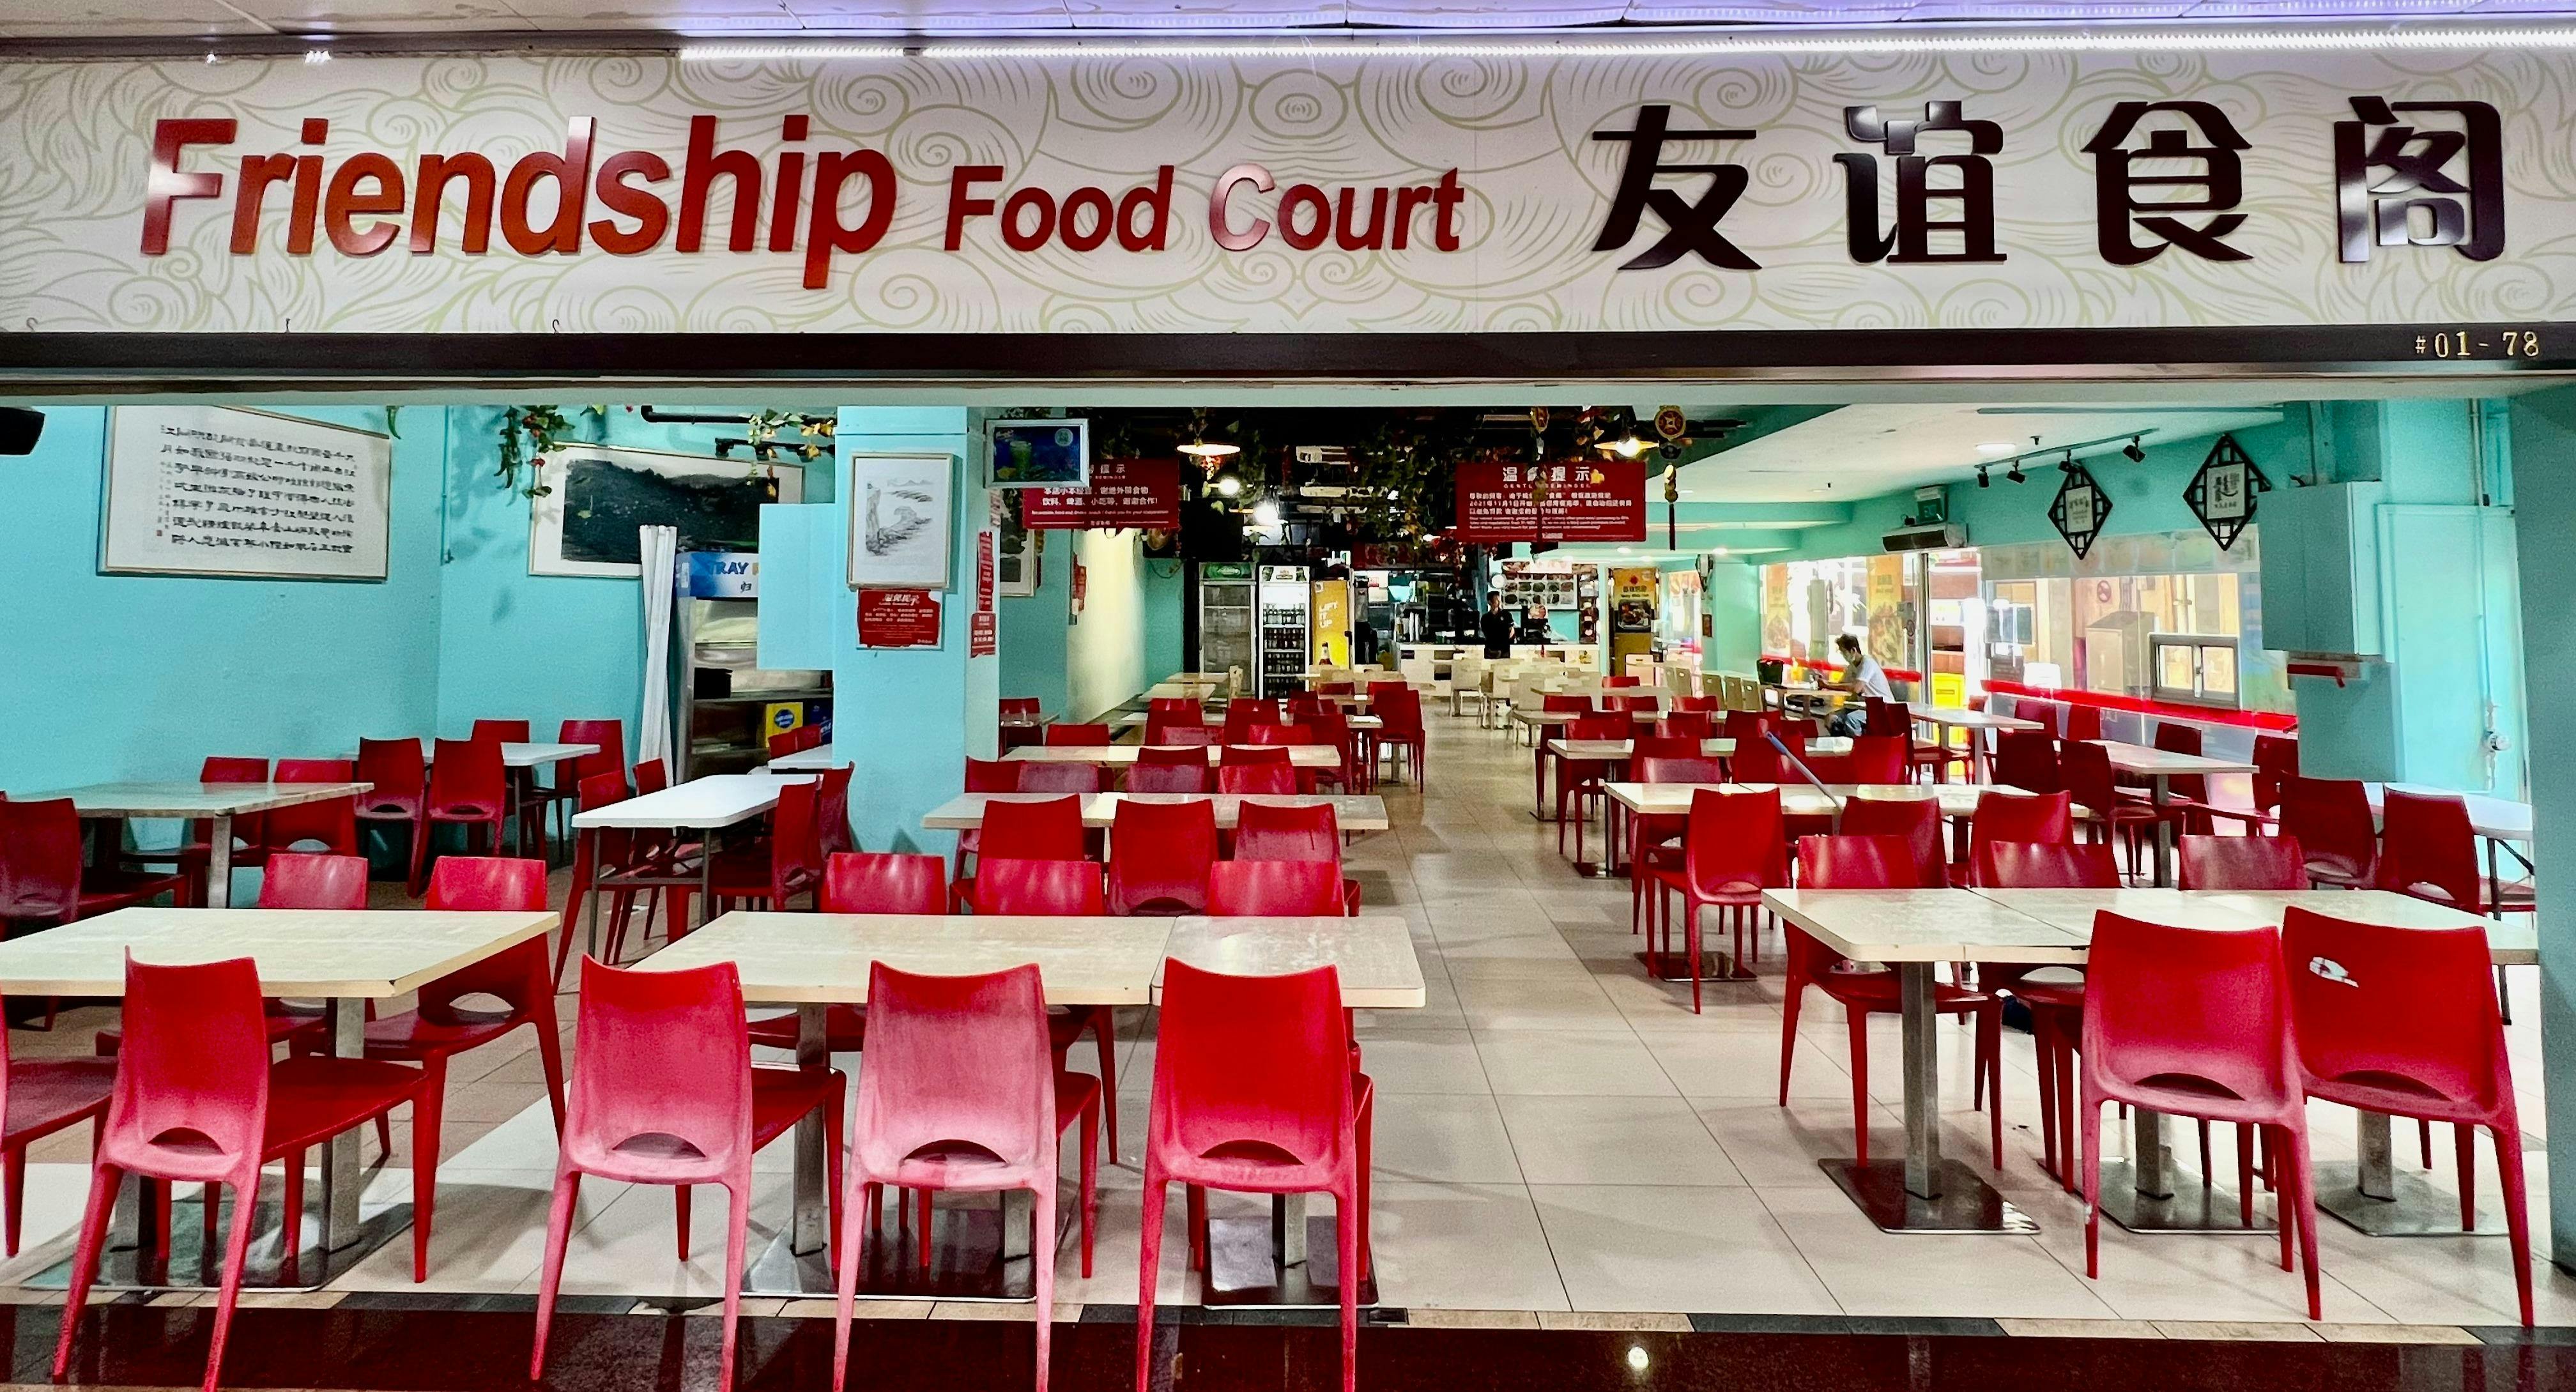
[[1453, 460, 1646, 543], [102, 405, 391, 580]]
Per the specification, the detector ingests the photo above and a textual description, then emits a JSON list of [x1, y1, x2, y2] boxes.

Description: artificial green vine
[[742, 410, 835, 476], [495, 404, 583, 498]]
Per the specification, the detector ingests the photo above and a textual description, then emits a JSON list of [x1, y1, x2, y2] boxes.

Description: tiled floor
[[4, 704, 2566, 1339]]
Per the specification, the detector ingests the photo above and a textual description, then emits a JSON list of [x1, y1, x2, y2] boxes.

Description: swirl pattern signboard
[[0, 47, 2569, 340]]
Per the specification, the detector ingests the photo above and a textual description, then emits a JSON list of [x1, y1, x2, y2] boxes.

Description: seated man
[[1822, 632, 1891, 737]]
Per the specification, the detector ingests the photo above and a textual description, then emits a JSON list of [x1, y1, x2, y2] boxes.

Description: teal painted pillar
[[1704, 560, 1761, 675], [832, 406, 997, 857], [2508, 388, 2576, 1266]]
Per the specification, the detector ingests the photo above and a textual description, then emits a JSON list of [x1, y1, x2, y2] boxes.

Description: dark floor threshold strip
[[14, 1302, 2570, 1392]]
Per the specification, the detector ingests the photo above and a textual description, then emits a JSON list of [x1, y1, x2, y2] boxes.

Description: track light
[[2005, 461, 2027, 484], [1975, 464, 1990, 489], [2122, 435, 2146, 463], [2060, 449, 2077, 473]]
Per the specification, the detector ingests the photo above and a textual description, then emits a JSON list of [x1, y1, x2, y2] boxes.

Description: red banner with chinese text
[[1453, 460, 1646, 543], [857, 588, 942, 648], [1021, 457, 1183, 530]]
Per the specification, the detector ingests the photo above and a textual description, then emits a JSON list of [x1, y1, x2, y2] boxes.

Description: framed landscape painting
[[530, 443, 802, 578], [847, 451, 956, 591]]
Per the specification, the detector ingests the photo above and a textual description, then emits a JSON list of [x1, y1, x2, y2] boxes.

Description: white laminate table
[[1005, 744, 1342, 768], [1966, 885, 2519, 1236], [641, 910, 1421, 1301], [765, 741, 843, 771], [2087, 740, 2259, 887], [919, 792, 1390, 833], [1910, 707, 2042, 781], [37, 781, 373, 908], [567, 773, 817, 951], [0, 906, 555, 1290]]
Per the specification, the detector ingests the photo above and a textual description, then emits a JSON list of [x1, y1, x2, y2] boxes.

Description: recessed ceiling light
[[1975, 441, 2014, 455]]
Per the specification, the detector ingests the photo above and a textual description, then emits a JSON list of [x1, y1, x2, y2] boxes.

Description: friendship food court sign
[[0, 45, 2569, 339]]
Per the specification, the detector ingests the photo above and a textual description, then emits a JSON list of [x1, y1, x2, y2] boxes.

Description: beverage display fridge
[[1258, 563, 1312, 698], [1195, 562, 1256, 691]]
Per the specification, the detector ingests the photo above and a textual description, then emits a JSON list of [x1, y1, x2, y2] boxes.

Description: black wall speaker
[[0, 408, 42, 455]]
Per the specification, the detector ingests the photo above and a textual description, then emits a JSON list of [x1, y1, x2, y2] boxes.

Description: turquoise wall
[[434, 405, 830, 745], [0, 403, 444, 792], [1704, 560, 1761, 675], [998, 533, 1072, 717], [2504, 388, 2576, 1267], [827, 407, 997, 856]]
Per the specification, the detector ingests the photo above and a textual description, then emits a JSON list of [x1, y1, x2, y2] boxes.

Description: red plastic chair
[[1370, 684, 1429, 789], [2060, 741, 2168, 881], [1218, 763, 1299, 795], [261, 758, 359, 858], [55, 956, 423, 1392], [1966, 790, 2073, 887], [354, 737, 429, 874], [1107, 799, 1217, 915], [1657, 711, 1715, 741], [1843, 735, 1910, 784], [815, 766, 856, 859], [1144, 723, 1215, 748], [408, 737, 507, 898], [1604, 674, 1641, 688], [1207, 860, 1348, 915], [1125, 761, 1211, 793], [2283, 906, 2530, 1324], [1985, 840, 2121, 889], [1229, 698, 1284, 727], [744, 852, 950, 1057], [1017, 761, 1106, 796], [2062, 703, 2104, 744], [1235, 800, 1362, 914], [562, 771, 645, 978], [1728, 726, 1809, 783], [1627, 755, 1728, 935], [2180, 835, 2308, 890], [1722, 709, 1771, 741], [532, 959, 842, 1392], [470, 720, 547, 853], [1672, 694, 1722, 714], [957, 795, 1087, 911], [2377, 790, 2499, 914], [1305, 708, 1361, 793], [1839, 795, 1947, 887], [1004, 696, 1048, 720], [1783, 835, 2001, 1167], [1991, 729, 2060, 794], [2078, 912, 2319, 1319], [972, 859, 1105, 915], [545, 719, 627, 843], [832, 964, 1096, 1392], [1555, 714, 1633, 860], [2150, 721, 2212, 821], [2251, 734, 2300, 818], [956, 758, 1024, 883], [1147, 696, 1202, 721], [1045, 723, 1113, 747], [1544, 693, 1594, 715], [1643, 788, 1786, 1009], [121, 757, 267, 906], [368, 856, 564, 1280], [691, 779, 825, 919], [2279, 777, 2378, 888], [767, 726, 824, 760], [97, 852, 367, 1062], [1, 797, 187, 939], [1139, 962, 1370, 1392], [1138, 744, 1207, 766], [1244, 723, 1310, 746], [0, 1009, 114, 1257], [472, 719, 532, 744]]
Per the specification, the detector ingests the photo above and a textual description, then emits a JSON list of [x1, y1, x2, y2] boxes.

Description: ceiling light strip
[[681, 26, 2576, 63]]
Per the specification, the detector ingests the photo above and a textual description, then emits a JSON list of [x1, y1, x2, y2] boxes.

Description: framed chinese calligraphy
[[101, 405, 390, 581], [2050, 463, 2114, 560], [530, 442, 802, 579], [2184, 434, 2273, 551]]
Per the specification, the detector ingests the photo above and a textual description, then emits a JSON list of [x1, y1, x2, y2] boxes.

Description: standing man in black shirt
[[1480, 592, 1515, 658]]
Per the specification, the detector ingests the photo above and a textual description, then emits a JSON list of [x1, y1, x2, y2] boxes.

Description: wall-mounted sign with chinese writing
[[857, 587, 942, 648], [1020, 457, 1182, 531], [2184, 434, 2272, 551], [10, 48, 2566, 350], [1455, 461, 1646, 544], [101, 404, 391, 581], [970, 609, 996, 657], [2050, 464, 2115, 560]]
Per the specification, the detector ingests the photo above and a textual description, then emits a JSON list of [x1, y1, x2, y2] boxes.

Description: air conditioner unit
[[1882, 522, 1966, 553]]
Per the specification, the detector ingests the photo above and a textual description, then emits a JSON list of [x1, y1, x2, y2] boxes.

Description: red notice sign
[[1021, 457, 1183, 531], [970, 609, 997, 657], [1453, 460, 1647, 543], [976, 531, 995, 611], [857, 588, 942, 648]]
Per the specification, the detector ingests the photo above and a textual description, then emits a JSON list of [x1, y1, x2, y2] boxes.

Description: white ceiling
[[5, 0, 2573, 37], [1674, 401, 2282, 505]]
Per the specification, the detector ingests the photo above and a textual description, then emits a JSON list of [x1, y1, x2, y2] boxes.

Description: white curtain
[[637, 525, 680, 769]]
